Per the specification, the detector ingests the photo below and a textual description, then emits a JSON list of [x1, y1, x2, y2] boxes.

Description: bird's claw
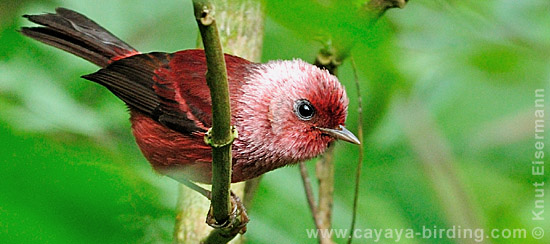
[[206, 191, 249, 235]]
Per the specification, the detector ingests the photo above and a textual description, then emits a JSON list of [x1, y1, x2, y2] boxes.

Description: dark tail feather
[[21, 8, 139, 67]]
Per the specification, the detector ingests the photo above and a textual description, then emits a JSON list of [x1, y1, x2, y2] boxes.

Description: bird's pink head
[[233, 59, 359, 170]]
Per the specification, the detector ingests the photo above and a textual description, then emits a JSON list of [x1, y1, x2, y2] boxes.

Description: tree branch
[[347, 57, 364, 244], [213, 0, 266, 212], [315, 146, 335, 244], [174, 0, 265, 243], [299, 162, 320, 227], [193, 0, 234, 227]]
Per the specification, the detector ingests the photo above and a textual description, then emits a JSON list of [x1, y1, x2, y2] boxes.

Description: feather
[[21, 8, 138, 67], [83, 50, 252, 135]]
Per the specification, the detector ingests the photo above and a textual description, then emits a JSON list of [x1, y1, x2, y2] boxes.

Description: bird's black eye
[[294, 99, 315, 120]]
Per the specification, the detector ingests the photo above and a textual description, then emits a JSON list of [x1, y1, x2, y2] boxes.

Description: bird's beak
[[318, 125, 361, 145]]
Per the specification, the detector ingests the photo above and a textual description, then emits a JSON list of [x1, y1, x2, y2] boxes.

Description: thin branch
[[315, 146, 335, 233], [299, 162, 320, 227], [213, 0, 266, 213], [347, 57, 364, 244], [202, 228, 240, 244], [174, 0, 264, 242], [193, 0, 234, 227], [300, 147, 334, 244], [178, 176, 212, 199]]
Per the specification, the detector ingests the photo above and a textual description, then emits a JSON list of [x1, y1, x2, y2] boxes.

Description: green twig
[[193, 0, 234, 227], [175, 1, 263, 242], [347, 57, 364, 244], [316, 146, 335, 244], [299, 162, 320, 228]]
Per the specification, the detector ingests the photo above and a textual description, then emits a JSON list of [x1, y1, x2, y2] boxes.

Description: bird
[[21, 8, 359, 184]]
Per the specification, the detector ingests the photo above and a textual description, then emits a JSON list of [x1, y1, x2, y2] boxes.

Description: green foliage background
[[0, 0, 549, 243]]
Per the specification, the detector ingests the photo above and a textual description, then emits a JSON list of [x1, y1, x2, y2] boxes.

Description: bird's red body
[[21, 8, 359, 184]]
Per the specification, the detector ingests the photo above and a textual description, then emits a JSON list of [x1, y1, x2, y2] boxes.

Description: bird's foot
[[206, 191, 249, 235]]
